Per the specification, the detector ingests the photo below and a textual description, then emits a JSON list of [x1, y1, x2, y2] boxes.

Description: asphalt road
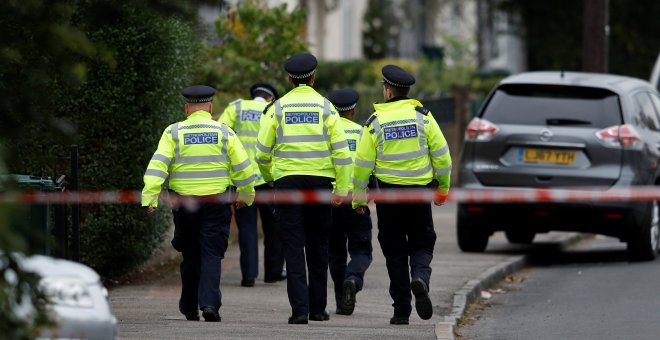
[[458, 235, 660, 340]]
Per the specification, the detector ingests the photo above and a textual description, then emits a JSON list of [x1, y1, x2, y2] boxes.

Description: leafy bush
[[11, 1, 196, 276], [195, 0, 308, 113]]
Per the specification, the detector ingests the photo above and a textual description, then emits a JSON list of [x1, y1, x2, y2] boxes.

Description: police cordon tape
[[1, 186, 660, 205]]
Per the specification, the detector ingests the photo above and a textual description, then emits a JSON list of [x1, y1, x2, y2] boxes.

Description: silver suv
[[457, 71, 660, 261]]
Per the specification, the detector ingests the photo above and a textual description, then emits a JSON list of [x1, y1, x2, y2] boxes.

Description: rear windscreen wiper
[[545, 118, 592, 126]]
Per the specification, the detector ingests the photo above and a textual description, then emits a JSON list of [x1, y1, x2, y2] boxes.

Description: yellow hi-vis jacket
[[255, 85, 352, 196], [352, 98, 452, 208], [338, 116, 364, 192], [142, 110, 256, 207], [219, 97, 268, 186]]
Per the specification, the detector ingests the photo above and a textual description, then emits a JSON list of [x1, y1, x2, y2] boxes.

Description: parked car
[[18, 254, 117, 339], [456, 71, 660, 261]]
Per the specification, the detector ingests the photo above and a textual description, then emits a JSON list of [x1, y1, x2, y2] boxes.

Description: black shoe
[[390, 316, 409, 325], [411, 278, 433, 320], [340, 279, 357, 315], [241, 279, 255, 287], [309, 310, 330, 321], [183, 311, 199, 321], [288, 315, 309, 324], [264, 274, 287, 283], [335, 307, 351, 315], [201, 307, 221, 322]]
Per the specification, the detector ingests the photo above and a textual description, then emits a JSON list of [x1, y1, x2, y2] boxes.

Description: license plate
[[521, 148, 576, 164]]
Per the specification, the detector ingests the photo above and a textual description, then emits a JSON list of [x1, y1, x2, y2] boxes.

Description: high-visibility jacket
[[219, 98, 268, 186], [338, 116, 363, 192], [255, 85, 352, 196], [142, 110, 256, 207], [352, 98, 452, 208]]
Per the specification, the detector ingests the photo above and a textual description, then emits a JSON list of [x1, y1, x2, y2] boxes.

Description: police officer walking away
[[326, 88, 373, 316], [142, 85, 256, 322], [352, 66, 452, 325], [218, 83, 286, 287], [256, 53, 352, 324]]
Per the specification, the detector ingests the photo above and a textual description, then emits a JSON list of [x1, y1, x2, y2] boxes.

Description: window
[[482, 84, 622, 128]]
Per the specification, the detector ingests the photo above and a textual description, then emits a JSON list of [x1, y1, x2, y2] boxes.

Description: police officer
[[142, 85, 256, 322], [352, 65, 452, 325], [255, 53, 352, 324], [219, 83, 286, 287], [326, 88, 373, 316]]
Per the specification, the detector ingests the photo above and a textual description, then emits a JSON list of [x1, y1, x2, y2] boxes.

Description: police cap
[[181, 85, 216, 103], [250, 83, 278, 99], [327, 88, 360, 112], [381, 65, 416, 87], [284, 53, 318, 79]]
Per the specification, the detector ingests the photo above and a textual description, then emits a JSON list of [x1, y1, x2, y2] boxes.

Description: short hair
[[384, 83, 410, 97], [290, 75, 314, 86]]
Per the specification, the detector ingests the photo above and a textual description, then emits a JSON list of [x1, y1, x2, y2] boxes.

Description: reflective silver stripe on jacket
[[257, 158, 271, 165], [151, 154, 171, 167], [372, 117, 383, 157], [232, 159, 252, 172], [170, 170, 230, 179], [435, 165, 452, 176], [353, 178, 369, 188], [220, 124, 229, 157], [416, 110, 427, 155], [256, 140, 272, 153], [174, 155, 229, 164], [233, 175, 255, 187], [355, 158, 375, 168], [145, 169, 168, 179], [333, 157, 352, 166], [430, 145, 449, 157], [375, 163, 432, 177], [238, 130, 259, 137], [278, 135, 328, 143], [379, 149, 428, 161], [171, 123, 180, 157], [274, 150, 332, 159], [331, 140, 348, 150]]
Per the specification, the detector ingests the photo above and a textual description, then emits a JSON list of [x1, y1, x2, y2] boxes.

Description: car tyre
[[627, 200, 660, 262], [457, 215, 489, 252], [504, 229, 536, 244]]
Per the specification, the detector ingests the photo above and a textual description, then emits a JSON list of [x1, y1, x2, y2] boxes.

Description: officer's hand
[[355, 206, 367, 215], [331, 194, 345, 207], [433, 193, 448, 206], [146, 206, 156, 215], [235, 201, 247, 210]]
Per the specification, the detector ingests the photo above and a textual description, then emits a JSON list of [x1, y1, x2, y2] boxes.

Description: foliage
[[7, 1, 196, 277], [361, 0, 398, 60], [503, 0, 660, 78], [195, 0, 308, 113]]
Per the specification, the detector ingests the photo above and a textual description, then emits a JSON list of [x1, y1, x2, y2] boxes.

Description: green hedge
[[12, 1, 196, 276]]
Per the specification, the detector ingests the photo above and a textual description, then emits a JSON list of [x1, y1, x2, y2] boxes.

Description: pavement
[[109, 202, 580, 339]]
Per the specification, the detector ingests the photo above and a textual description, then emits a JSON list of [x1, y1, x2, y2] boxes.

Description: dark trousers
[[171, 200, 231, 314], [256, 184, 286, 280], [234, 203, 259, 280], [329, 204, 373, 308], [274, 175, 333, 317], [375, 182, 436, 317]]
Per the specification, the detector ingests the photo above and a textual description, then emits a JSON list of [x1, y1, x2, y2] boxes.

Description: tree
[[195, 0, 308, 109]]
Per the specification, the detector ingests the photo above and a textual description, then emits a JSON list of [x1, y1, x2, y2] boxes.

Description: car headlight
[[40, 277, 94, 308]]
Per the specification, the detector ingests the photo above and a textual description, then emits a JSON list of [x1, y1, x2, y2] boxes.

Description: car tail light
[[466, 118, 499, 141], [595, 124, 643, 149]]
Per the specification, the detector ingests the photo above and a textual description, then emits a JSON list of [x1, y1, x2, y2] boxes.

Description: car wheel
[[627, 200, 660, 262], [457, 215, 489, 252], [504, 229, 536, 244]]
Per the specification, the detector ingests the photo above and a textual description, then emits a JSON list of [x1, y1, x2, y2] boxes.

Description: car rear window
[[482, 84, 622, 128]]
